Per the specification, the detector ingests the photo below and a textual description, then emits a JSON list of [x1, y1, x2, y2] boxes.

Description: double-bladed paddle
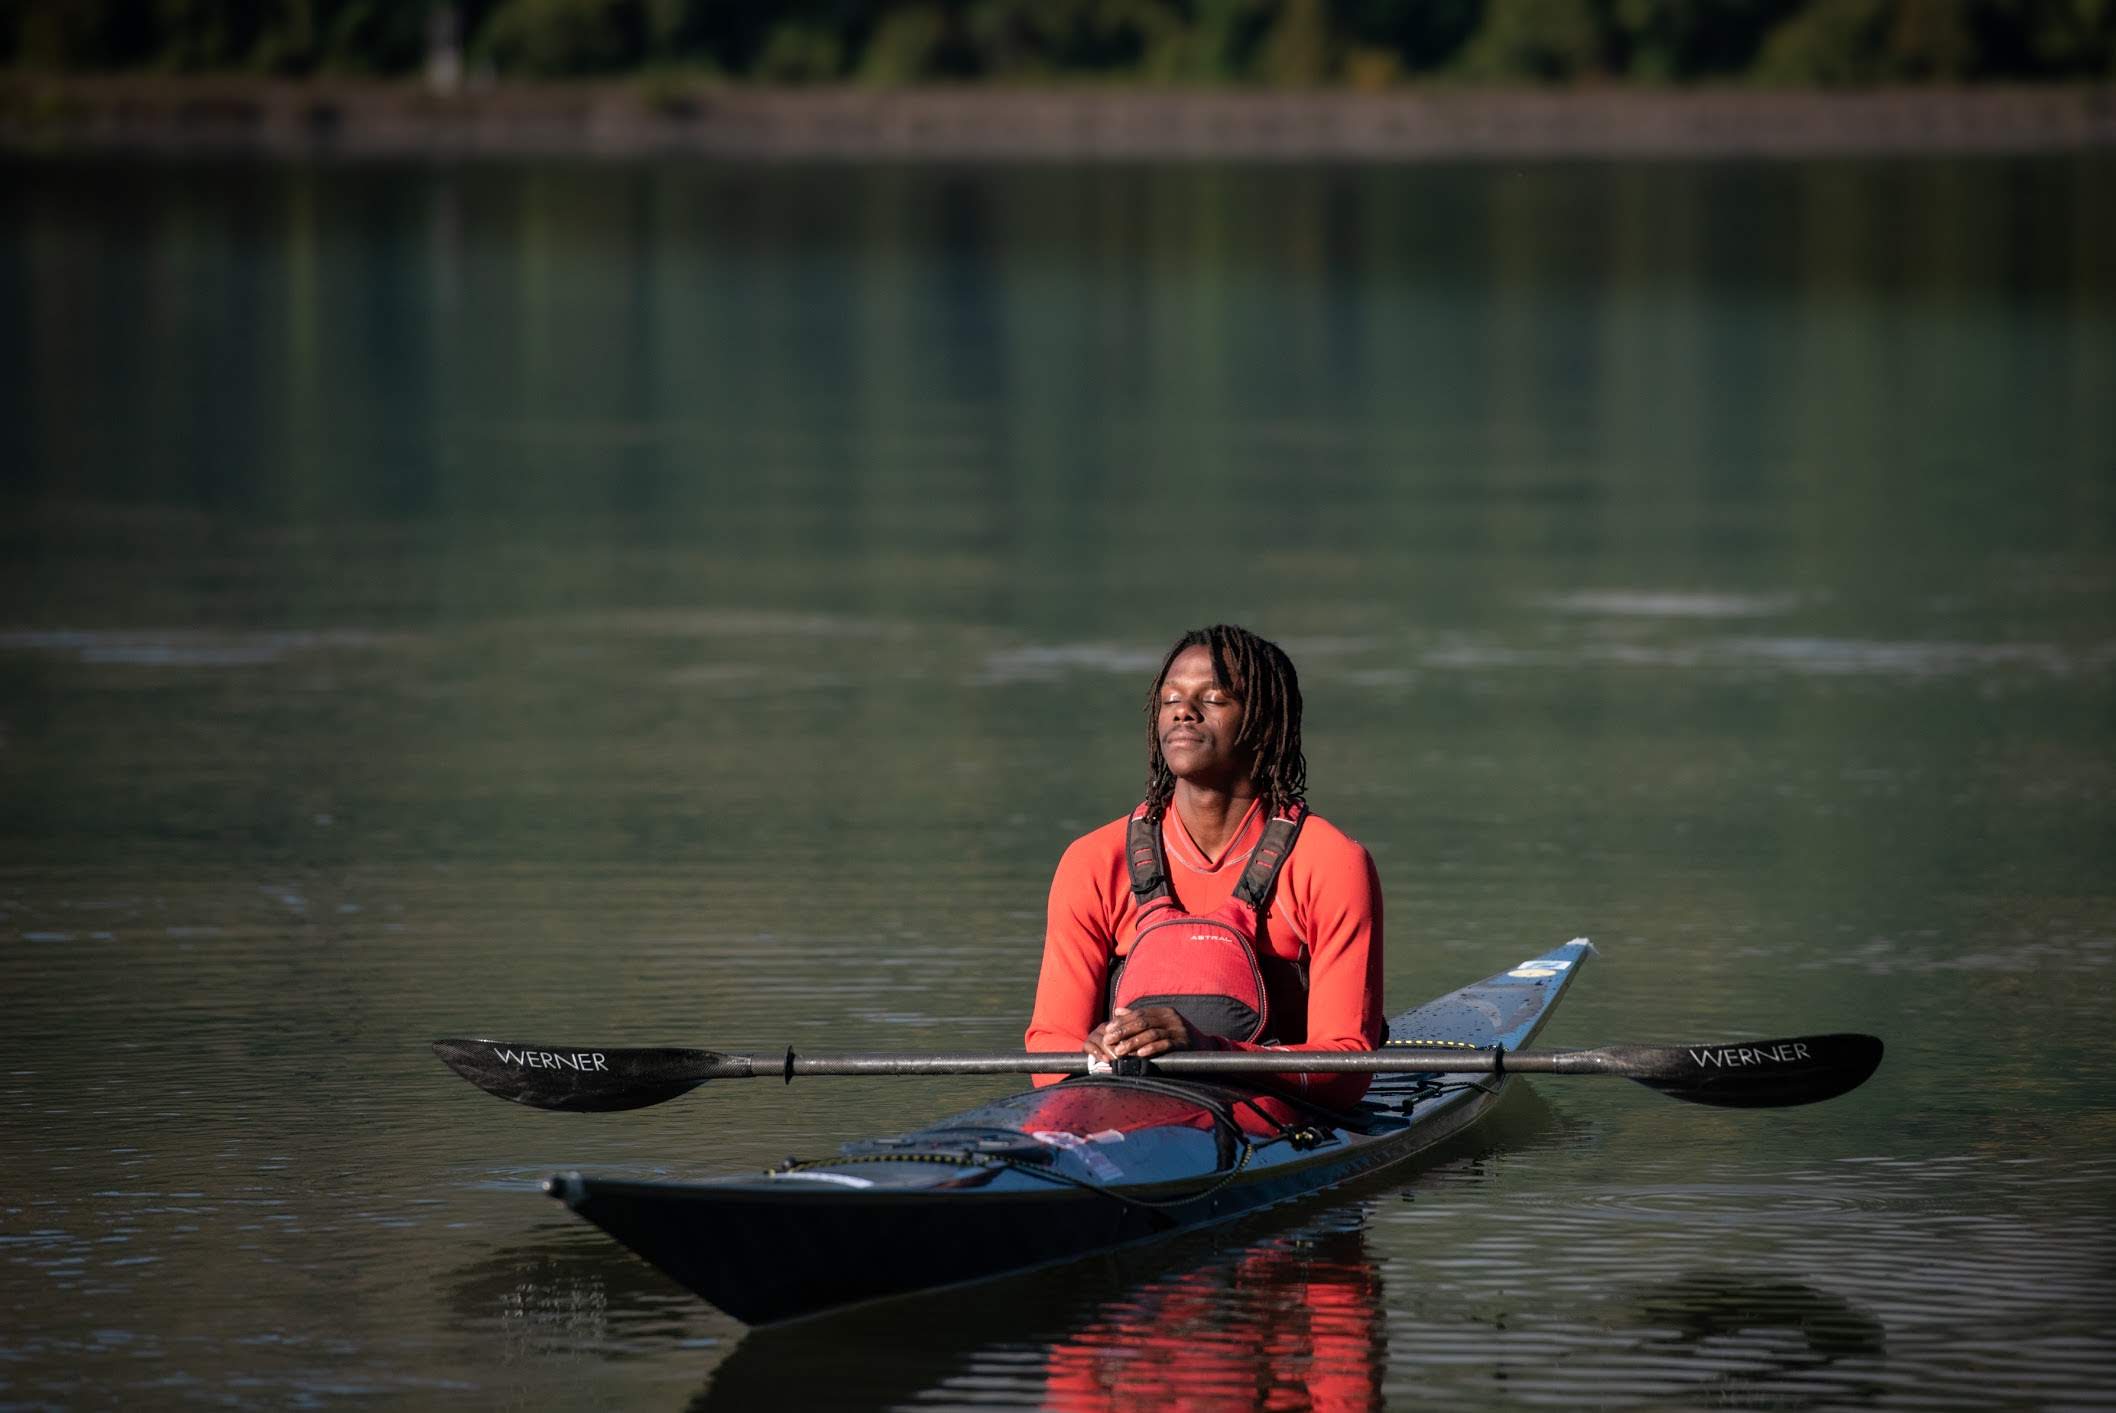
[[430, 1033, 1882, 1113]]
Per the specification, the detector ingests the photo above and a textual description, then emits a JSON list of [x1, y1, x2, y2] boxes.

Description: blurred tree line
[[2, 0, 2110, 85]]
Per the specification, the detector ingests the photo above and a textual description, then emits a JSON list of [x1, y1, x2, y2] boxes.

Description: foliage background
[[2, 0, 2112, 86]]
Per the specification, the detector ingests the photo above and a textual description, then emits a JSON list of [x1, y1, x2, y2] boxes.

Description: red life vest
[[1109, 800, 1307, 1044]]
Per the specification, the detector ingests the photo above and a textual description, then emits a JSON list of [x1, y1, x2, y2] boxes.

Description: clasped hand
[[1085, 1005, 1196, 1062]]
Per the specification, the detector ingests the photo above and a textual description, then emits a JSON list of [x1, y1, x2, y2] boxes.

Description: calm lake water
[[3, 152, 2113, 1409]]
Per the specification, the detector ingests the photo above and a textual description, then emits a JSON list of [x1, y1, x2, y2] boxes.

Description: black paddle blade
[[1612, 1033, 1884, 1108], [431, 1039, 737, 1112]]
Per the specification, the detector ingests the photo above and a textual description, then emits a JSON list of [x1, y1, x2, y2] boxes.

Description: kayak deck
[[549, 938, 1592, 1326]]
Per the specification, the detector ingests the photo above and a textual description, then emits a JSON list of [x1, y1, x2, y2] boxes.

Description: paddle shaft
[[755, 1049, 1509, 1078], [433, 1032, 1878, 1110], [727, 1045, 1752, 1078]]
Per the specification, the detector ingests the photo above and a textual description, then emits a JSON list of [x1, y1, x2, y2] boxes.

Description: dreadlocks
[[1143, 624, 1306, 820]]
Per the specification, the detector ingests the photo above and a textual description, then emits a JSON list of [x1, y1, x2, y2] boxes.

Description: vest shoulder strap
[[1124, 802, 1171, 907], [1233, 802, 1307, 911], [1124, 801, 1308, 912]]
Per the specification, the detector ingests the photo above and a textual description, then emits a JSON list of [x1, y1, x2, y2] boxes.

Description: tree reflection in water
[[1608, 1271, 1888, 1409]]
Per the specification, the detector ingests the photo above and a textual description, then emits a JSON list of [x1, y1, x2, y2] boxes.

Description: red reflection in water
[[1043, 1228, 1383, 1412]]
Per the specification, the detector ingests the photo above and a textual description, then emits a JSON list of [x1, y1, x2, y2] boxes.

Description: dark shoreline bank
[[4, 77, 2112, 160]]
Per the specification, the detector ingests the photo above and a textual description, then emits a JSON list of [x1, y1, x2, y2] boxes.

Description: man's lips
[[1162, 730, 1207, 748]]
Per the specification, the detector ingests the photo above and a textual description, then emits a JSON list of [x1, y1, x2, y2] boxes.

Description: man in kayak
[[1025, 625, 1386, 1110]]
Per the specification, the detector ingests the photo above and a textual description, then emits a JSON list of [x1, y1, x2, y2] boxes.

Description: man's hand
[[1085, 1005, 1197, 1062]]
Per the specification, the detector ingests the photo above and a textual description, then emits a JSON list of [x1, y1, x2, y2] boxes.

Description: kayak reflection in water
[[1025, 624, 1387, 1124]]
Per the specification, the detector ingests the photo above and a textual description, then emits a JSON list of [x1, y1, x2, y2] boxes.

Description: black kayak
[[545, 938, 1594, 1326]]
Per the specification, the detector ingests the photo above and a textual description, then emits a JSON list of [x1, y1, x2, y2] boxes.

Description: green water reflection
[[2, 155, 2112, 1408]]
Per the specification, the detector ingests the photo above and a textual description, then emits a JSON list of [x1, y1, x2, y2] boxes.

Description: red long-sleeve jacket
[[1025, 801, 1386, 1109]]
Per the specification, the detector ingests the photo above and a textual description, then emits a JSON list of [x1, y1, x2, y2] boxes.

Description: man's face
[[1156, 644, 1253, 786]]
